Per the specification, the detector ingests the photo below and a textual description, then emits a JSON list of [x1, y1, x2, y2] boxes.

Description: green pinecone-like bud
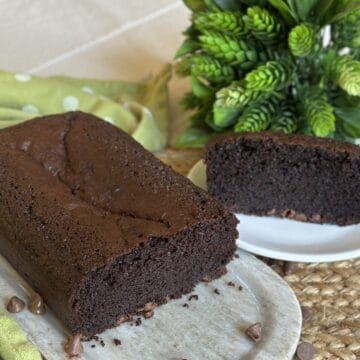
[[191, 55, 235, 83], [288, 23, 316, 57], [271, 105, 298, 134], [215, 80, 262, 108], [245, 6, 281, 45], [304, 95, 335, 137], [331, 55, 360, 96], [194, 11, 248, 35], [198, 30, 258, 68], [234, 98, 276, 132], [245, 60, 293, 92]]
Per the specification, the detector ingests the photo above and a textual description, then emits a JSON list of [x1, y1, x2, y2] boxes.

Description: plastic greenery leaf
[[213, 0, 244, 10], [213, 104, 241, 127], [318, 0, 360, 25], [176, 126, 213, 147], [334, 106, 360, 137], [183, 0, 207, 12], [266, 0, 296, 25], [175, 38, 199, 59], [190, 74, 214, 99], [292, 0, 318, 21]]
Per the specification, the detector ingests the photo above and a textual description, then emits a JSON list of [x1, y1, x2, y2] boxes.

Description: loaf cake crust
[[205, 131, 360, 226], [0, 112, 238, 336]]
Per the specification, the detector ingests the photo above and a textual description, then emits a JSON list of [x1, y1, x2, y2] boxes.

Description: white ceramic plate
[[188, 160, 360, 263], [0, 249, 301, 360]]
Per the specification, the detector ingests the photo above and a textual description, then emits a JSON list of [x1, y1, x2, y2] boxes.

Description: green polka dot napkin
[[0, 64, 171, 152], [0, 310, 41, 360]]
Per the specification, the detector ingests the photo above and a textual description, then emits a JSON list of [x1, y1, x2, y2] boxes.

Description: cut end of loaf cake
[[205, 131, 360, 226]]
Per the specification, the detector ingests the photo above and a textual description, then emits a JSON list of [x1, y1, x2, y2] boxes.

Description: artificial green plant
[[175, 0, 360, 147]]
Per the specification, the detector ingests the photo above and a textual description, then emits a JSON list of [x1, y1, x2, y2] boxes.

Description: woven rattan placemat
[[157, 149, 360, 360]]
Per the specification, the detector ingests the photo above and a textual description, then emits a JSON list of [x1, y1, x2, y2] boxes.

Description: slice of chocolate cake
[[205, 131, 360, 226], [0, 112, 237, 337]]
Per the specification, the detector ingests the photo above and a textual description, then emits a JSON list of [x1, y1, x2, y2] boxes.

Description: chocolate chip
[[202, 275, 212, 283], [227, 281, 235, 287], [116, 314, 132, 324], [234, 254, 239, 259], [144, 302, 156, 312], [135, 317, 142, 326], [283, 261, 300, 275], [245, 323, 262, 343], [91, 344, 96, 348], [100, 339, 105, 347], [64, 334, 83, 357], [182, 303, 189, 308], [301, 306, 313, 323], [296, 342, 315, 360], [214, 289, 220, 295], [28, 292, 46, 315], [113, 338, 121, 346], [238, 285, 243, 291], [144, 310, 154, 319], [6, 296, 25, 313], [188, 294, 198, 301]]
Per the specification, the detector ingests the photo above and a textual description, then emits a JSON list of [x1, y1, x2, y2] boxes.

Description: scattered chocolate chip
[[182, 303, 189, 308], [227, 281, 235, 287], [234, 254, 239, 259], [202, 275, 212, 282], [91, 335, 99, 342], [144, 310, 154, 319], [238, 285, 243, 291], [214, 289, 220, 295], [283, 261, 300, 275], [144, 302, 156, 312], [188, 294, 198, 301], [100, 339, 105, 347], [245, 323, 262, 343], [301, 306, 313, 323], [135, 317, 142, 326], [28, 292, 46, 315], [296, 342, 315, 360], [6, 296, 25, 313], [91, 344, 96, 348], [113, 338, 121, 346], [116, 314, 132, 324], [64, 334, 83, 357]]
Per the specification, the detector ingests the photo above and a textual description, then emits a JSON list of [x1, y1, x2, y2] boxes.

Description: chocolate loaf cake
[[0, 112, 237, 337], [205, 131, 360, 226]]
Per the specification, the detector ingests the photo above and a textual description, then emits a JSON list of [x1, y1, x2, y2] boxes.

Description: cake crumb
[[135, 317, 142, 326], [214, 289, 220, 295], [91, 344, 96, 348], [227, 281, 235, 287], [100, 339, 105, 347], [234, 254, 239, 259], [144, 310, 154, 319], [238, 285, 243, 291], [188, 294, 198, 301], [113, 339, 122, 346], [182, 303, 189, 308]]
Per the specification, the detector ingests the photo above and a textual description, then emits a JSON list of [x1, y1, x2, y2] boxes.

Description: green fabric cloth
[[0, 64, 171, 151], [0, 310, 41, 360]]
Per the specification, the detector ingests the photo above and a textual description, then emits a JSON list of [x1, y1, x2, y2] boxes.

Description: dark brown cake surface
[[205, 131, 360, 225], [0, 111, 237, 336]]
